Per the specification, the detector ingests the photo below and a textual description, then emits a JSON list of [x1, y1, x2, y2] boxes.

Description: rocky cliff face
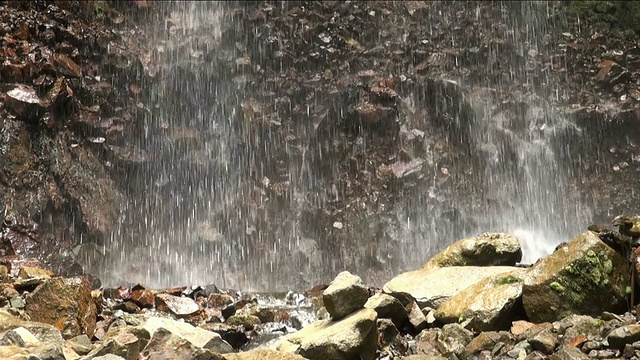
[[1, 1, 640, 290]]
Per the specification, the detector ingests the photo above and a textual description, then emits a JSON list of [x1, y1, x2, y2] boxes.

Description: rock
[[52, 54, 83, 78], [424, 233, 523, 269], [18, 266, 54, 279], [226, 314, 261, 330], [510, 321, 553, 341], [155, 293, 200, 317], [127, 286, 155, 308], [93, 355, 126, 360], [522, 231, 628, 322], [0, 345, 29, 359], [463, 331, 515, 359], [276, 308, 378, 360], [528, 329, 557, 354], [25, 277, 97, 339], [141, 316, 233, 353], [0, 327, 40, 347], [322, 271, 370, 320], [548, 345, 590, 360], [554, 315, 608, 345], [364, 293, 409, 329], [140, 328, 226, 360], [407, 301, 428, 333], [114, 300, 140, 314], [415, 324, 474, 358], [377, 318, 399, 347], [93, 330, 147, 360], [65, 334, 93, 355], [225, 349, 307, 360], [383, 266, 518, 308], [206, 293, 234, 308], [5, 85, 45, 122], [435, 270, 526, 331], [29, 343, 65, 360], [606, 324, 640, 348], [199, 323, 248, 350]]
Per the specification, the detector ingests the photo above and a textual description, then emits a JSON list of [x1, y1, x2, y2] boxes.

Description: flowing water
[[86, 1, 591, 290]]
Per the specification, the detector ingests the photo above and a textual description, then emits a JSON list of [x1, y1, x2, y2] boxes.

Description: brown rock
[[25, 277, 97, 339], [18, 266, 54, 280], [52, 54, 83, 78], [206, 293, 234, 308], [140, 327, 226, 360], [128, 285, 155, 308]]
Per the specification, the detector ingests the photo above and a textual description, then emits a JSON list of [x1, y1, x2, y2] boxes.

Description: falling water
[[85, 1, 591, 290]]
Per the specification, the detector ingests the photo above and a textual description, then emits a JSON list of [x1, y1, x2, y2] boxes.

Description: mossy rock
[[522, 231, 629, 323], [424, 233, 522, 270]]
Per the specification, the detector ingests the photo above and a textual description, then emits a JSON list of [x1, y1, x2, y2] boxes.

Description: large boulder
[[383, 266, 518, 308], [424, 233, 522, 269], [276, 308, 378, 360], [435, 269, 527, 331], [141, 316, 233, 353], [322, 271, 370, 320], [522, 231, 629, 322], [24, 277, 97, 339]]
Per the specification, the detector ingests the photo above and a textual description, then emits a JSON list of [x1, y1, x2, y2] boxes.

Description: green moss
[[550, 282, 566, 293], [626, 286, 633, 295], [494, 275, 522, 286], [552, 248, 621, 308]]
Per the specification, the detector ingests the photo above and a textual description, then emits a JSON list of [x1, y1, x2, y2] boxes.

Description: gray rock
[[528, 329, 557, 354], [548, 345, 590, 360], [606, 324, 640, 348], [435, 269, 526, 331], [92, 355, 126, 360], [276, 308, 378, 360], [28, 343, 65, 360], [384, 266, 518, 309], [0, 327, 40, 347], [407, 301, 428, 333], [139, 328, 226, 360], [364, 293, 408, 328], [155, 293, 200, 317], [225, 349, 306, 360], [322, 271, 370, 320], [415, 324, 474, 358], [65, 334, 93, 355], [464, 331, 515, 359], [377, 318, 398, 348], [424, 232, 522, 269], [141, 316, 233, 354]]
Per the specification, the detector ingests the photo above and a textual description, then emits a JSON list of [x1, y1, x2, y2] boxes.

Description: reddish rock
[[52, 54, 83, 78], [25, 277, 97, 339], [127, 285, 155, 308]]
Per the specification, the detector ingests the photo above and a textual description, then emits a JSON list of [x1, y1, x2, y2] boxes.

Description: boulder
[[377, 319, 399, 347], [276, 308, 378, 360], [92, 326, 151, 360], [141, 316, 233, 353], [435, 270, 526, 331], [383, 266, 518, 308], [0, 345, 29, 360], [24, 277, 97, 339], [65, 335, 93, 355], [522, 231, 628, 323], [606, 324, 640, 348], [322, 271, 370, 320], [226, 314, 261, 330], [528, 329, 557, 354], [424, 233, 522, 269], [225, 349, 307, 360], [140, 328, 226, 360], [364, 293, 408, 328]]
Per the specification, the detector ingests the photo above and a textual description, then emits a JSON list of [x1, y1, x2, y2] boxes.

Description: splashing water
[[85, 1, 591, 290]]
